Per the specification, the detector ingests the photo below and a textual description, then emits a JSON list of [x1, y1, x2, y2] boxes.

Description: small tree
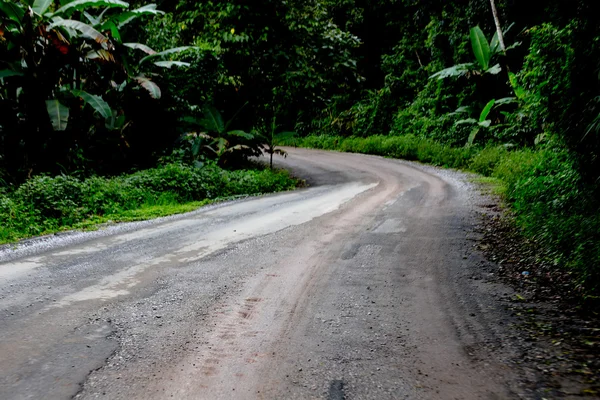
[[255, 116, 296, 169]]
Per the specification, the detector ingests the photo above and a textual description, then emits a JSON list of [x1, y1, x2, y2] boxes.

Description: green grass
[[0, 163, 298, 245], [470, 176, 507, 197]]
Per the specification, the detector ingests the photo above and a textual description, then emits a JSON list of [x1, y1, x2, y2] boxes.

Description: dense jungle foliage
[[1, 1, 599, 297]]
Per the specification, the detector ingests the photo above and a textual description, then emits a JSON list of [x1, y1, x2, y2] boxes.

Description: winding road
[[0, 148, 520, 399]]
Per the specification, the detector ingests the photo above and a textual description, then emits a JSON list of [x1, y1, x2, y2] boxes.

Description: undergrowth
[[0, 162, 297, 244], [288, 134, 600, 299]]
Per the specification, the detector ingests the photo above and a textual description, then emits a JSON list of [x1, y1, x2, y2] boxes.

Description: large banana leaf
[[135, 77, 161, 99], [49, 19, 108, 44], [485, 64, 502, 75], [139, 46, 192, 64], [113, 4, 164, 29], [470, 26, 491, 71], [0, 1, 25, 23], [46, 100, 69, 131], [455, 118, 478, 126], [32, 0, 53, 15], [467, 127, 481, 146], [200, 107, 225, 134], [153, 61, 190, 68], [490, 31, 500, 55], [124, 42, 156, 55], [429, 63, 473, 80], [53, 0, 129, 17], [72, 90, 112, 118], [479, 99, 495, 122], [227, 130, 254, 140], [0, 69, 23, 79], [494, 97, 517, 105], [105, 110, 126, 130]]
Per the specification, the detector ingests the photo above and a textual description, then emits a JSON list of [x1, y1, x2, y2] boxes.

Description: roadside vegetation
[[0, 162, 296, 244], [290, 135, 600, 300], [1, 0, 599, 301]]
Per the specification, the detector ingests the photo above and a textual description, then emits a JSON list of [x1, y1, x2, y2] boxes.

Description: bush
[[469, 146, 509, 176], [0, 163, 297, 244]]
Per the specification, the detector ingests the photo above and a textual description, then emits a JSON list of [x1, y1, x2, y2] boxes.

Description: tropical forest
[[1, 0, 599, 300]]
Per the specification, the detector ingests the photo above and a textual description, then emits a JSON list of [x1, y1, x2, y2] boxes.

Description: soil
[[474, 182, 600, 399]]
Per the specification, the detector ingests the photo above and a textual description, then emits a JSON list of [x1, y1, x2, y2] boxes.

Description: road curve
[[0, 148, 519, 399]]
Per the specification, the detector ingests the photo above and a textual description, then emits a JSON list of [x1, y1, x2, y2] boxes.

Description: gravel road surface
[[0, 148, 522, 399]]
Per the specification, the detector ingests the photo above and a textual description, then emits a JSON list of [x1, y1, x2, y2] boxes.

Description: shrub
[[469, 146, 509, 176], [0, 163, 297, 244]]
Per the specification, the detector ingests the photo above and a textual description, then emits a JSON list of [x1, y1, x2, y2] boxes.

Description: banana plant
[[0, 0, 192, 132], [430, 25, 519, 80], [454, 96, 519, 146], [254, 116, 296, 169], [453, 97, 513, 147], [180, 105, 258, 166]]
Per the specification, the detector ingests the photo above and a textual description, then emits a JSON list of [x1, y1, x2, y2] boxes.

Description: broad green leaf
[[131, 4, 160, 12], [470, 26, 491, 70], [200, 107, 225, 134], [54, 0, 129, 16], [467, 127, 480, 146], [32, 0, 53, 14], [479, 99, 495, 122], [139, 46, 192, 64], [82, 11, 99, 25], [227, 130, 254, 140], [153, 61, 190, 68], [504, 22, 515, 36], [124, 42, 156, 55], [505, 42, 522, 51], [478, 120, 492, 128], [180, 116, 202, 126], [495, 97, 517, 105], [191, 137, 203, 157], [103, 21, 121, 42], [49, 19, 108, 43], [105, 110, 125, 130], [450, 106, 472, 116], [0, 1, 25, 23], [485, 64, 502, 75], [490, 31, 500, 54], [46, 100, 69, 131], [455, 118, 478, 126], [72, 89, 112, 118], [429, 63, 473, 80], [113, 4, 164, 29], [212, 137, 228, 154], [0, 69, 23, 79], [135, 77, 161, 99]]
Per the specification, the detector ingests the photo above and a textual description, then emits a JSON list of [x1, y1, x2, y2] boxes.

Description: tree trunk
[[270, 152, 273, 169], [489, 0, 506, 52]]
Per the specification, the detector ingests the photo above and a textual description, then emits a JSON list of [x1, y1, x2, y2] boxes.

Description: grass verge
[[0, 162, 298, 245]]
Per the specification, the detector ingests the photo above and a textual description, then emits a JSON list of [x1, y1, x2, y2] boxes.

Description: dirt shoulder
[[474, 180, 600, 399]]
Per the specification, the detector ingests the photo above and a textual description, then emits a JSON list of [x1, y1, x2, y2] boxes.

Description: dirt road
[[0, 148, 522, 399]]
